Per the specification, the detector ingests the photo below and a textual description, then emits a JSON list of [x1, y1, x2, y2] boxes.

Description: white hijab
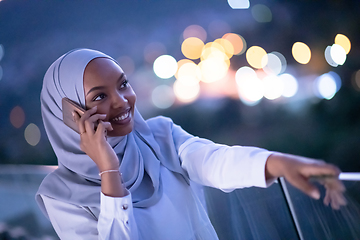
[[36, 49, 192, 216]]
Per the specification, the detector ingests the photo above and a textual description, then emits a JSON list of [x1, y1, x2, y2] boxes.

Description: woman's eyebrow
[[86, 86, 105, 96], [86, 73, 125, 96]]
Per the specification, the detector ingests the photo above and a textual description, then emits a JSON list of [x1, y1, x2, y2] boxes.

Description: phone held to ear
[[62, 98, 85, 134]]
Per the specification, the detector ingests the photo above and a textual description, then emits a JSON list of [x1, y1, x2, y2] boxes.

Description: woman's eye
[[120, 80, 129, 89], [93, 93, 106, 101]]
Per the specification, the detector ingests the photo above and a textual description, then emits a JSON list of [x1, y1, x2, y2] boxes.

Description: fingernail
[[72, 111, 75, 120], [311, 190, 320, 200]]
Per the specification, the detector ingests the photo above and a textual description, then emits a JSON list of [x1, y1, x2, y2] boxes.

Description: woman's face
[[83, 57, 136, 137]]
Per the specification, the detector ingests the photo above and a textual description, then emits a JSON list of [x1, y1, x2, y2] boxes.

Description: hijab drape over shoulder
[[36, 49, 192, 216]]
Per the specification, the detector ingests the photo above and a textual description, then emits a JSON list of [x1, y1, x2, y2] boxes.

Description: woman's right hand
[[74, 106, 118, 172]]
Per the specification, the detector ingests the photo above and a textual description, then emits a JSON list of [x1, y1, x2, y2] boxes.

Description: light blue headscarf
[[36, 49, 192, 216]]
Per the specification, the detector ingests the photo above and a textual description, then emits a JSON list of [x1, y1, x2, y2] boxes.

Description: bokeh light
[[314, 72, 341, 100], [199, 57, 229, 83], [117, 56, 135, 76], [227, 0, 250, 9], [151, 85, 175, 109], [173, 79, 200, 103], [251, 4, 272, 23], [246, 46, 267, 69], [325, 46, 338, 67], [181, 37, 204, 60], [330, 44, 346, 65], [176, 61, 201, 85], [214, 38, 234, 59], [235, 66, 264, 105], [335, 34, 351, 54], [183, 25, 207, 42], [0, 44, 4, 61], [262, 52, 287, 75], [10, 106, 25, 128], [292, 42, 311, 64], [24, 123, 41, 146], [352, 70, 360, 91], [144, 42, 167, 64], [263, 75, 284, 100], [153, 55, 178, 79], [222, 33, 246, 55], [201, 42, 228, 61], [279, 73, 298, 98]]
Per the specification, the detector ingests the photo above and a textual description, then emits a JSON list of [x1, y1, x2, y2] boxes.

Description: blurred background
[[0, 0, 360, 239]]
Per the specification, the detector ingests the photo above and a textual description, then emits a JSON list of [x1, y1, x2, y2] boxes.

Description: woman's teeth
[[112, 111, 130, 122]]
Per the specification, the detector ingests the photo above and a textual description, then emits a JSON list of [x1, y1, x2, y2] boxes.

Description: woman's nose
[[112, 93, 128, 108]]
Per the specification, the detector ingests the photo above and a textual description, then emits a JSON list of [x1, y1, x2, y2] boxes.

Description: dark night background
[[1, 0, 359, 171]]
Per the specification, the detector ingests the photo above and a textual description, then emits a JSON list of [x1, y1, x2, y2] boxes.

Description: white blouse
[[40, 137, 273, 240]]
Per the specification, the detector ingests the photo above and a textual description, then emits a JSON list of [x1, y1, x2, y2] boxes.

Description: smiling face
[[83, 57, 136, 137]]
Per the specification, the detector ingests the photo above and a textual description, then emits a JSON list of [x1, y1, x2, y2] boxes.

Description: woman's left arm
[[179, 138, 346, 209]]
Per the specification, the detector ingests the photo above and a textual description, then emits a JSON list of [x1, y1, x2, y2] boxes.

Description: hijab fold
[[36, 49, 192, 216]]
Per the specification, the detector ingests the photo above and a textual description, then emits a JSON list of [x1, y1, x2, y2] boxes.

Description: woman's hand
[[265, 153, 346, 209], [74, 106, 118, 172]]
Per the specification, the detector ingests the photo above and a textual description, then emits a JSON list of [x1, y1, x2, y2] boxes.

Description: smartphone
[[62, 97, 85, 134]]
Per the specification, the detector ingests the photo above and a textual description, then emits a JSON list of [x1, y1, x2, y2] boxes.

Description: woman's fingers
[[287, 174, 321, 199]]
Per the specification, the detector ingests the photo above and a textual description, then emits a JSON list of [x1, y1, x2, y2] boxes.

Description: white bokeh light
[[173, 79, 200, 103], [330, 44, 347, 65], [152, 85, 175, 109], [263, 75, 284, 100], [279, 73, 298, 98], [314, 73, 340, 100], [235, 67, 263, 105], [153, 55, 178, 79], [325, 46, 338, 67]]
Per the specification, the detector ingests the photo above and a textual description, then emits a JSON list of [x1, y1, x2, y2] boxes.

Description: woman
[[36, 48, 345, 239]]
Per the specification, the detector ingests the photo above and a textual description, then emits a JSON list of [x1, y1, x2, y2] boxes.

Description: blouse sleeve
[[41, 192, 139, 240], [178, 137, 275, 192]]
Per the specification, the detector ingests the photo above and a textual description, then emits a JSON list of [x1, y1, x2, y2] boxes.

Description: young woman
[[36, 48, 345, 239]]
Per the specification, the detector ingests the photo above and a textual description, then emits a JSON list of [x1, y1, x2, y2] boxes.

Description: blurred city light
[[335, 34, 351, 54], [330, 44, 346, 65], [352, 70, 360, 91], [176, 61, 201, 85], [0, 65, 3, 81], [263, 75, 284, 100], [183, 25, 207, 42], [314, 72, 341, 100], [144, 42, 167, 64], [222, 33, 246, 55], [153, 55, 178, 79], [151, 85, 175, 109], [235, 66, 264, 105], [24, 123, 41, 146], [10, 106, 25, 128], [251, 4, 272, 23], [173, 79, 200, 103], [199, 57, 229, 83], [117, 56, 135, 76], [201, 42, 228, 61], [279, 73, 298, 98], [181, 37, 204, 59], [325, 46, 338, 67], [262, 52, 287, 75], [227, 0, 250, 9], [246, 46, 267, 69], [0, 44, 4, 61], [214, 38, 234, 59], [292, 42, 311, 64]]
